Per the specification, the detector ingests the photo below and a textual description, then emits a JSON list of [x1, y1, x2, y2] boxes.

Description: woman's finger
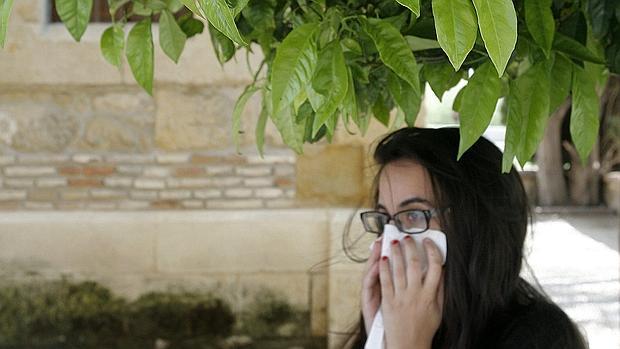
[[379, 255, 394, 299], [362, 258, 380, 289], [402, 235, 423, 290], [390, 239, 406, 292], [422, 238, 444, 296], [364, 237, 382, 273]]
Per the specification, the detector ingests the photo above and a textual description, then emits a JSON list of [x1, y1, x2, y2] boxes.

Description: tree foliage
[[1, 0, 618, 171]]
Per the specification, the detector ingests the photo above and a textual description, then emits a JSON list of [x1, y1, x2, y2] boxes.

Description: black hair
[[342, 127, 588, 349]]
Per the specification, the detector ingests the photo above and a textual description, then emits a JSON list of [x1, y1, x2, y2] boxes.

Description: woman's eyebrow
[[399, 197, 432, 207]]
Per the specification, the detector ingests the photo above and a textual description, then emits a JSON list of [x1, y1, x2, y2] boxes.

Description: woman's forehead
[[377, 161, 434, 209]]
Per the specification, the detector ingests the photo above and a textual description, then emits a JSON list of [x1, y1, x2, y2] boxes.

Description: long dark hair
[[342, 127, 587, 349]]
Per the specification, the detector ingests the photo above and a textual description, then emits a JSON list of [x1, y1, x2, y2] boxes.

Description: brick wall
[[0, 151, 296, 210]]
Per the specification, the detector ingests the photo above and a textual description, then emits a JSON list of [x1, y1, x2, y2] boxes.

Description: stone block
[[255, 188, 284, 199], [0, 103, 79, 152], [167, 178, 212, 188], [603, 172, 620, 213], [205, 199, 263, 209], [103, 177, 133, 188], [224, 188, 253, 198], [77, 116, 152, 151], [36, 178, 68, 188], [135, 178, 166, 190], [156, 210, 330, 274], [236, 166, 272, 177], [0, 190, 27, 201], [0, 212, 156, 273], [193, 189, 221, 199], [296, 144, 365, 206], [159, 190, 192, 200], [155, 88, 235, 150], [156, 153, 191, 164], [243, 177, 274, 187]]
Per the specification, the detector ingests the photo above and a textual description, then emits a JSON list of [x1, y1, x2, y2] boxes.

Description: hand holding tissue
[[364, 224, 447, 349]]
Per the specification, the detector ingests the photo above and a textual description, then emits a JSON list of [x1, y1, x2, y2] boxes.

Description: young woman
[[344, 127, 588, 349]]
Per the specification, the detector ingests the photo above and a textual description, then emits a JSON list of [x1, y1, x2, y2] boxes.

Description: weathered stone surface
[[0, 103, 79, 152], [296, 144, 365, 206], [77, 116, 152, 151], [92, 91, 155, 116], [604, 172, 620, 213], [155, 88, 234, 150]]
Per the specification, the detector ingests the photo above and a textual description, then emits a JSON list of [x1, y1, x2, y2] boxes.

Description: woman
[[344, 127, 588, 348]]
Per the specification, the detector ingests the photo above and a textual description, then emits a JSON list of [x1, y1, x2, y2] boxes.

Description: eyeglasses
[[360, 208, 441, 235]]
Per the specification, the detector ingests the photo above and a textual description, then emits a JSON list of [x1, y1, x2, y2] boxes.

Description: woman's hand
[[361, 236, 382, 333], [380, 236, 444, 349]]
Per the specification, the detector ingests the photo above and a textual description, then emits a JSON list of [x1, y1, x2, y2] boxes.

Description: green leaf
[[167, 0, 185, 12], [552, 32, 606, 64], [570, 65, 600, 164], [232, 85, 260, 154], [159, 10, 187, 63], [396, 0, 420, 17], [422, 60, 463, 100], [178, 15, 205, 38], [272, 104, 305, 154], [180, 0, 200, 15], [55, 0, 93, 41], [406, 36, 442, 51], [372, 90, 391, 127], [364, 18, 420, 96], [208, 23, 235, 64], [192, 0, 246, 46], [100, 25, 124, 68], [311, 40, 348, 137], [256, 96, 269, 157], [126, 19, 154, 95], [472, 0, 517, 76], [0, 0, 14, 48], [387, 70, 421, 127], [524, 0, 554, 57], [271, 22, 320, 115], [549, 53, 572, 113], [132, 1, 153, 16], [343, 68, 361, 131], [432, 0, 478, 70], [341, 38, 362, 55], [456, 62, 502, 159], [502, 59, 552, 171]]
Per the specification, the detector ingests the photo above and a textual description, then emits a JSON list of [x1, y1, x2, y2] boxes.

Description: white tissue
[[364, 224, 447, 349]]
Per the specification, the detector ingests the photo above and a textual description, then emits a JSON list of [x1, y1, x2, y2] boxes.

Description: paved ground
[[526, 213, 619, 349]]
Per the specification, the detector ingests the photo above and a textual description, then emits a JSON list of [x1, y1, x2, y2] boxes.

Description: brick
[[255, 188, 284, 199], [59, 166, 82, 176], [167, 178, 211, 188], [156, 153, 191, 164], [274, 165, 295, 177], [265, 199, 298, 208], [87, 202, 117, 210], [0, 155, 15, 165], [181, 200, 204, 209], [105, 154, 154, 164], [205, 165, 233, 176], [5, 166, 55, 176], [4, 178, 34, 188], [0, 201, 20, 209], [160, 190, 191, 200], [117, 165, 144, 175], [68, 178, 103, 187], [224, 188, 253, 198], [118, 200, 150, 210], [150, 200, 182, 209], [135, 178, 166, 190], [247, 153, 295, 164], [143, 166, 171, 177], [275, 177, 295, 188], [205, 199, 263, 209], [91, 189, 127, 199], [24, 202, 54, 210], [56, 202, 86, 210], [285, 189, 296, 199], [72, 154, 104, 163], [28, 189, 57, 201], [211, 177, 243, 186], [191, 154, 246, 165], [174, 167, 205, 177], [18, 154, 69, 163], [235, 166, 272, 177], [36, 178, 68, 188], [61, 190, 89, 200], [83, 166, 116, 176], [130, 190, 158, 200], [104, 177, 133, 188], [243, 177, 274, 187], [194, 189, 221, 199], [0, 190, 27, 201]]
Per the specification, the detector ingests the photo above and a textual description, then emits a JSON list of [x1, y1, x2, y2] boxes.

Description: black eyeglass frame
[[359, 208, 443, 235]]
